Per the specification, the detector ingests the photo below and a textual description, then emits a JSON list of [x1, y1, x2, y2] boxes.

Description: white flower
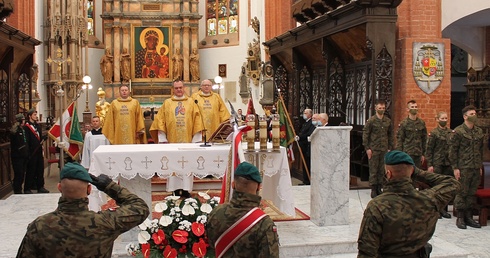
[[196, 215, 207, 224], [159, 215, 173, 227], [211, 196, 221, 203], [138, 218, 152, 230], [200, 203, 213, 213], [185, 198, 198, 204], [155, 202, 168, 212], [165, 195, 180, 201], [126, 242, 140, 256], [198, 192, 211, 200], [138, 231, 151, 244], [182, 203, 196, 215], [174, 207, 181, 212]]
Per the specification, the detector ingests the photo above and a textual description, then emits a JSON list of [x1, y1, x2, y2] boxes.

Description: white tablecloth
[[88, 143, 295, 216]]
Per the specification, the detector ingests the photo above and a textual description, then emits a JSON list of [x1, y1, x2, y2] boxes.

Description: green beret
[[384, 151, 415, 166], [27, 108, 37, 116], [15, 114, 25, 120], [235, 162, 262, 183], [60, 162, 93, 183]]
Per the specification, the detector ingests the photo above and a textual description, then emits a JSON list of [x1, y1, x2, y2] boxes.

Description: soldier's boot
[[440, 206, 451, 219], [464, 209, 481, 228], [456, 210, 466, 229], [370, 185, 378, 198]]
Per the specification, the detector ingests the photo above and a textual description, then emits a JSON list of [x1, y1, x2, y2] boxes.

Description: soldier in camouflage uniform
[[17, 162, 150, 257], [363, 99, 394, 198], [396, 100, 427, 168], [358, 151, 459, 258], [206, 162, 279, 258], [426, 111, 453, 219], [449, 105, 484, 229]]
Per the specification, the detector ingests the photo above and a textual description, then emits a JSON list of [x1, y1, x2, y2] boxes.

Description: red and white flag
[[219, 124, 251, 204], [48, 102, 84, 159]]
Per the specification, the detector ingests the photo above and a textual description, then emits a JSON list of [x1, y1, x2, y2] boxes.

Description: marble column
[[310, 126, 352, 226], [119, 176, 152, 242]]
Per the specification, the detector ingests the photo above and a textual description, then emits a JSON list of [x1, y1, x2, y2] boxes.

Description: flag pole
[[276, 89, 310, 182]]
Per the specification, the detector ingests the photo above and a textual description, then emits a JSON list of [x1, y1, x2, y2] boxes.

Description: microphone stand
[[195, 99, 211, 147]]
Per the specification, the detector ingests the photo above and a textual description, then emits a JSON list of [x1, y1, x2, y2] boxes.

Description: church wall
[[7, 0, 35, 37], [34, 0, 47, 120], [394, 0, 451, 133], [198, 0, 266, 115]]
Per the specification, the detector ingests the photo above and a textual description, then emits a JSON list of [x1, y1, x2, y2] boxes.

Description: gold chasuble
[[191, 91, 230, 139], [102, 97, 146, 144], [150, 96, 203, 143]]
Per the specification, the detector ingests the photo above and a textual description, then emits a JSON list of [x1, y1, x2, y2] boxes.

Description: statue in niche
[[100, 48, 113, 83], [120, 48, 131, 83], [95, 88, 111, 126], [172, 48, 183, 80], [189, 48, 200, 82]]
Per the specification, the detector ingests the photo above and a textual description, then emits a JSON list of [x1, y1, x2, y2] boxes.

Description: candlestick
[[247, 114, 255, 150], [259, 115, 267, 150], [272, 114, 280, 150]]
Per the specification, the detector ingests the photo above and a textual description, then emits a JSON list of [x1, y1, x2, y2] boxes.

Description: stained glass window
[[87, 0, 94, 35], [206, 0, 238, 36]]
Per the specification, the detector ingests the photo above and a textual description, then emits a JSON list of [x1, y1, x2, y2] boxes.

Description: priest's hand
[[89, 174, 112, 191]]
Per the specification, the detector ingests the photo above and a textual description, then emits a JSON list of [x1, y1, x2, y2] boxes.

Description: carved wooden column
[[183, 25, 190, 82], [113, 24, 121, 83]]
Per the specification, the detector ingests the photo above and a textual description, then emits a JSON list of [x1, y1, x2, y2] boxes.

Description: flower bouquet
[[127, 192, 220, 258]]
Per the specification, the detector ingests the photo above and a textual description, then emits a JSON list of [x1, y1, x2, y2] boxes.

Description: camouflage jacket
[[363, 115, 394, 151], [426, 127, 452, 167], [358, 169, 459, 257], [17, 182, 150, 258], [206, 191, 279, 258], [396, 117, 427, 156], [449, 123, 484, 170]]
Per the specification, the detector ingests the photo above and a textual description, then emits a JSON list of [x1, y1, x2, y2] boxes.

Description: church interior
[[1, 0, 490, 257]]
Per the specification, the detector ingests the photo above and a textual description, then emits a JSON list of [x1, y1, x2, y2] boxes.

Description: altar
[[88, 143, 295, 216]]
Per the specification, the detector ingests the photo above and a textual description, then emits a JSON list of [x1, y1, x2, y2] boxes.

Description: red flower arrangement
[[126, 193, 220, 258]]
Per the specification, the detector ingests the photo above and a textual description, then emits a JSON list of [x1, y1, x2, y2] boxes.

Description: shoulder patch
[[272, 225, 277, 232]]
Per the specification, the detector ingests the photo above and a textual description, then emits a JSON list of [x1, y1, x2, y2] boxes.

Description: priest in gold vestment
[[191, 79, 230, 140], [102, 85, 147, 144], [150, 80, 203, 193]]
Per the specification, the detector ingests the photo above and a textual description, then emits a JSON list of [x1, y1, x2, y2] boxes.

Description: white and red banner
[[219, 124, 251, 204], [48, 102, 84, 159]]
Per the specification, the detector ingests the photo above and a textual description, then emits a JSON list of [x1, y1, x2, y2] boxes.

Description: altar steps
[[150, 176, 222, 192]]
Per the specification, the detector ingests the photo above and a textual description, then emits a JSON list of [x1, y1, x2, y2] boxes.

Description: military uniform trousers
[[455, 168, 480, 210], [434, 165, 453, 177], [12, 158, 28, 192], [410, 155, 422, 169], [369, 150, 387, 186]]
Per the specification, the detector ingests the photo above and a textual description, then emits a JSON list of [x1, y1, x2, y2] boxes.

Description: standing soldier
[[396, 100, 427, 168], [363, 99, 394, 198], [426, 111, 453, 219], [449, 105, 484, 229]]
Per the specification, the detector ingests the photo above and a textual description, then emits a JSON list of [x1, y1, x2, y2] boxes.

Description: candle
[[259, 115, 267, 150], [129, 79, 132, 94], [272, 114, 280, 150], [247, 114, 255, 150]]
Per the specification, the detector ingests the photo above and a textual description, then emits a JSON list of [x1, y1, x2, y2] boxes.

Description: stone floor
[[1, 165, 490, 257]]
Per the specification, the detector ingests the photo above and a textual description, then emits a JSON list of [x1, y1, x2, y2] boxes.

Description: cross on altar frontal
[[213, 155, 224, 168], [141, 156, 152, 169], [105, 157, 115, 170], [178, 156, 188, 169]]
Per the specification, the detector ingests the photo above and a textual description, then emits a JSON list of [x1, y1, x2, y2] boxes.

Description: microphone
[[194, 99, 211, 147]]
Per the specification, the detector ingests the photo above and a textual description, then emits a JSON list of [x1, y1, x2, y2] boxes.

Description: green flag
[[277, 98, 294, 147]]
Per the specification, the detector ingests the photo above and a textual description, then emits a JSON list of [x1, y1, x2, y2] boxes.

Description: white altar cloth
[[88, 143, 295, 216]]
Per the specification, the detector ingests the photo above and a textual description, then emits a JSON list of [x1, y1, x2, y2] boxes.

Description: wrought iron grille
[[299, 66, 312, 111], [274, 65, 288, 105], [375, 45, 394, 117], [328, 58, 344, 118]]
